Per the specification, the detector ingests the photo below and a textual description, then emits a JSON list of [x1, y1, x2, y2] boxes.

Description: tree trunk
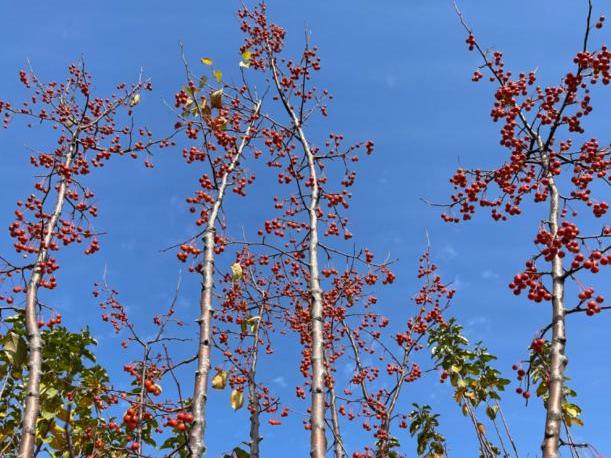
[[304, 139, 326, 458], [541, 173, 566, 458], [248, 321, 262, 457], [268, 52, 326, 457], [19, 142, 75, 457], [188, 106, 260, 457]]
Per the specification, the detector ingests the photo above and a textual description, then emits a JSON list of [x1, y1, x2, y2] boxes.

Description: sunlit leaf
[[213, 69, 223, 83], [201, 57, 213, 65], [230, 389, 244, 410], [212, 370, 228, 390], [210, 89, 223, 109], [129, 93, 140, 107], [485, 405, 498, 420], [4, 332, 27, 369], [231, 262, 243, 281], [247, 316, 260, 334], [232, 447, 250, 458]]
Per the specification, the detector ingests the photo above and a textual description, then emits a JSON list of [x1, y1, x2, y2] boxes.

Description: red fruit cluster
[[530, 338, 545, 353], [144, 379, 162, 396], [165, 411, 194, 432], [578, 287, 605, 316], [508, 261, 551, 302]]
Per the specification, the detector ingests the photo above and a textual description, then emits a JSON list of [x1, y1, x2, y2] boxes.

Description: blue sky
[[0, 0, 609, 456]]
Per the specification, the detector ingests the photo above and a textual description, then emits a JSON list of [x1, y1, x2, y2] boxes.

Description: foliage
[[408, 404, 445, 457], [0, 313, 113, 457]]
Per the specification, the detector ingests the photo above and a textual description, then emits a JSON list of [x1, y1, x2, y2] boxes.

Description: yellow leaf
[[241, 50, 252, 61], [450, 365, 462, 374], [212, 370, 228, 390], [454, 388, 465, 403], [564, 405, 580, 418], [210, 89, 223, 109], [231, 262, 243, 281], [247, 316, 261, 334], [571, 417, 584, 427], [213, 69, 223, 83], [199, 98, 212, 120], [49, 425, 66, 450], [230, 389, 244, 411], [217, 116, 227, 131], [129, 93, 140, 107], [201, 57, 213, 65]]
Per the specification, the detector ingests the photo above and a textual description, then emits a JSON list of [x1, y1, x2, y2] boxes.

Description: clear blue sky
[[0, 0, 609, 456]]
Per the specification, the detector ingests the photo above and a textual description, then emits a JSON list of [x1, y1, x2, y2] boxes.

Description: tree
[[0, 1, 608, 457], [440, 2, 609, 456], [171, 49, 262, 456], [0, 313, 113, 457], [0, 62, 170, 457], [235, 3, 392, 455]]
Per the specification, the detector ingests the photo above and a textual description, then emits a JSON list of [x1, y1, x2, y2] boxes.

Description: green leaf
[[485, 405, 498, 420], [4, 332, 27, 369], [41, 408, 58, 421], [232, 447, 250, 458]]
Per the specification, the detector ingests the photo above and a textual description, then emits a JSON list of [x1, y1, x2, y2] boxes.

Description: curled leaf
[[247, 316, 260, 333], [210, 89, 223, 109], [485, 405, 498, 420], [129, 93, 141, 107], [241, 316, 261, 334], [231, 262, 243, 281], [230, 389, 244, 410], [212, 370, 228, 390], [4, 332, 27, 369]]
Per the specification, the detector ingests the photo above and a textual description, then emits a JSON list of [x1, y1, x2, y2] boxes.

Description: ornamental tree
[[440, 2, 610, 456], [171, 50, 263, 457], [0, 62, 170, 456], [325, 249, 449, 458], [92, 277, 191, 456], [235, 3, 393, 456], [211, 248, 285, 458]]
